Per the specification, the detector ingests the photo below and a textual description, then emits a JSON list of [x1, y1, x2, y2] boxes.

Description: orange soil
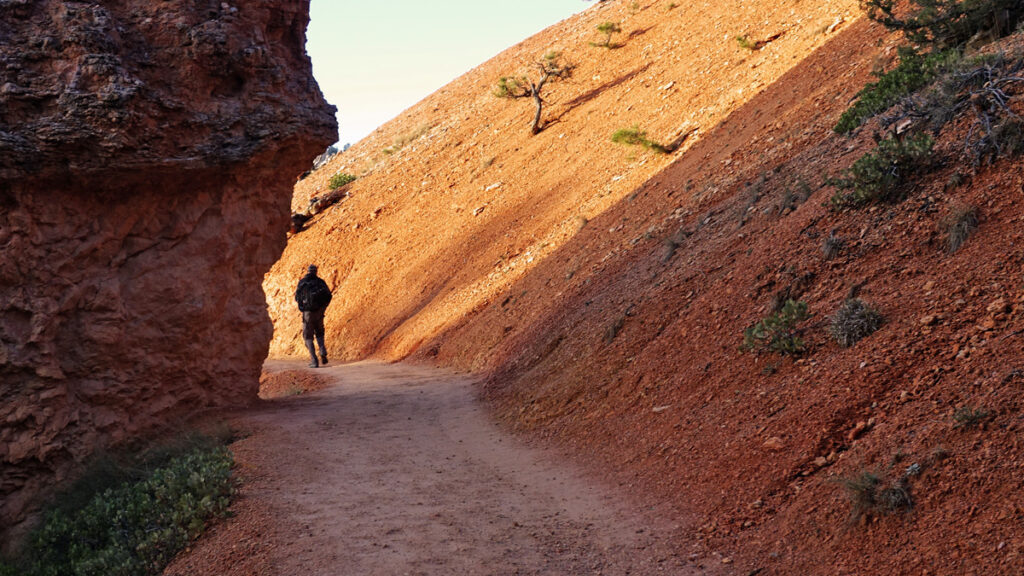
[[257, 369, 330, 399], [265, 1, 1024, 574]]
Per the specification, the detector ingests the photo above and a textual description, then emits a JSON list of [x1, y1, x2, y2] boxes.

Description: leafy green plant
[[495, 51, 574, 134], [611, 126, 669, 153], [742, 299, 811, 356], [829, 298, 884, 347], [328, 172, 357, 190], [862, 0, 1024, 49], [736, 34, 755, 50], [835, 47, 956, 134], [829, 133, 935, 208], [9, 444, 235, 576], [593, 22, 622, 48], [953, 405, 991, 429]]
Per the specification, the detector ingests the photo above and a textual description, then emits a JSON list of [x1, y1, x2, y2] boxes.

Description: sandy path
[[168, 361, 706, 575]]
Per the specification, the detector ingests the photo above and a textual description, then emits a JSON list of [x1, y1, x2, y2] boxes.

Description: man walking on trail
[[295, 264, 332, 368]]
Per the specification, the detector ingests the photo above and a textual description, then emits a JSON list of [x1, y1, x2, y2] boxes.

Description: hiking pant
[[302, 308, 327, 362]]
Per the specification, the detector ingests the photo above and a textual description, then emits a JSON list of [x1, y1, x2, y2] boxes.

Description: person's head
[[307, 264, 318, 276]]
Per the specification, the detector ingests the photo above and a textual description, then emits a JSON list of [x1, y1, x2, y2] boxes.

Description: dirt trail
[[168, 361, 710, 575]]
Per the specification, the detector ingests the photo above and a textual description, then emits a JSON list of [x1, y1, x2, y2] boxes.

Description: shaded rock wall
[[0, 0, 336, 543]]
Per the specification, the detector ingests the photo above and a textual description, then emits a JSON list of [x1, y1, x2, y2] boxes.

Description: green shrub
[[736, 35, 755, 50], [494, 51, 574, 134], [328, 173, 357, 190], [829, 298, 884, 347], [611, 126, 669, 153], [862, 0, 1024, 49], [829, 133, 935, 208], [10, 445, 234, 576], [835, 47, 956, 134], [742, 299, 811, 356], [594, 22, 622, 47], [841, 470, 913, 522], [953, 405, 990, 429]]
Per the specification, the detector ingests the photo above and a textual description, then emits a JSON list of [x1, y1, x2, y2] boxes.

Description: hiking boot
[[308, 359, 319, 368], [320, 354, 328, 366]]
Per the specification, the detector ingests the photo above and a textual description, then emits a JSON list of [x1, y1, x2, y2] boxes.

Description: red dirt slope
[[267, 1, 1024, 574]]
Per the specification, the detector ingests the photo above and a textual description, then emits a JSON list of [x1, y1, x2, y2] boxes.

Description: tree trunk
[[530, 91, 543, 134]]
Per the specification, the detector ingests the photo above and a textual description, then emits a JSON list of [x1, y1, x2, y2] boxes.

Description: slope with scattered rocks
[[268, 1, 1024, 573]]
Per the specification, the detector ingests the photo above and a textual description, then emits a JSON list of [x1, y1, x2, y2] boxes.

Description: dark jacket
[[295, 273, 332, 312]]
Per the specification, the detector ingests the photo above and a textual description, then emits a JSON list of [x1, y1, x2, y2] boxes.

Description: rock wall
[[0, 0, 336, 544]]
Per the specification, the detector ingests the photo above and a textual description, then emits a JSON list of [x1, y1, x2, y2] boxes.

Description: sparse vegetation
[[611, 126, 669, 153], [862, 0, 1024, 49], [495, 51, 575, 135], [738, 173, 767, 227], [941, 204, 979, 253], [736, 34, 756, 50], [660, 227, 689, 263], [667, 2, 678, 10], [778, 178, 812, 215], [841, 469, 913, 523], [3, 434, 235, 576], [829, 133, 935, 208], [329, 172, 357, 190], [953, 405, 991, 429], [918, 54, 1024, 165], [835, 47, 956, 134], [592, 22, 622, 48], [604, 315, 626, 344], [742, 299, 811, 356], [383, 123, 432, 155], [829, 298, 884, 347], [821, 232, 845, 260]]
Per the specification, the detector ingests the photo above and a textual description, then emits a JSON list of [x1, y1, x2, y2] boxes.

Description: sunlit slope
[[265, 0, 860, 360]]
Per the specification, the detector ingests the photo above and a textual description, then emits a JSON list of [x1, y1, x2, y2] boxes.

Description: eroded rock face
[[0, 0, 336, 544]]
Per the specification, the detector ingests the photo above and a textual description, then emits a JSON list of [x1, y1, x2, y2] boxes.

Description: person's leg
[[312, 309, 327, 364], [302, 311, 318, 368]]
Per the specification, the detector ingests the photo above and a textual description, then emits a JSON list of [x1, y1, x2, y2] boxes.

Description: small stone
[[721, 557, 733, 564], [763, 437, 785, 452], [923, 280, 936, 291], [847, 421, 869, 442], [920, 314, 937, 326], [813, 456, 828, 468], [987, 298, 1010, 314]]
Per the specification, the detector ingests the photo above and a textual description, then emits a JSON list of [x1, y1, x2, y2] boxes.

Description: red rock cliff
[[0, 0, 336, 542]]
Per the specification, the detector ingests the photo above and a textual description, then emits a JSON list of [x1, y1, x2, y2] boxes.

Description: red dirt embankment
[[267, 1, 1024, 574]]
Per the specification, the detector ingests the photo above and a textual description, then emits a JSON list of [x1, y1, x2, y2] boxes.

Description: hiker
[[295, 264, 333, 368]]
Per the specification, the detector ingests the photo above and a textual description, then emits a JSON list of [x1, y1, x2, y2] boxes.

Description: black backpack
[[296, 277, 332, 311]]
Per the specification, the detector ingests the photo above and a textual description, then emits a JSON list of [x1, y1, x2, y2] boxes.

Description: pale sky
[[307, 1, 589, 147]]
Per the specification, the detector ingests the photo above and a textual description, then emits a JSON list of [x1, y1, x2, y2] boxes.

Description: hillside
[[266, 1, 1024, 574]]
